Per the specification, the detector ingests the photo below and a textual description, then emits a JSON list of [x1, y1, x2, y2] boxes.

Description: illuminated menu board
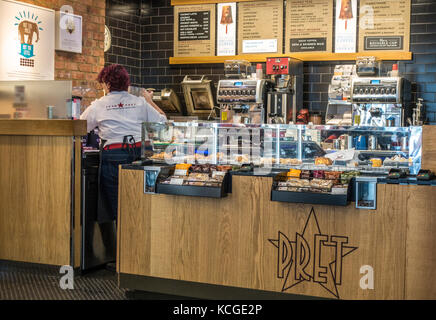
[[238, 0, 283, 54], [359, 0, 411, 51], [174, 4, 216, 57], [286, 0, 333, 53]]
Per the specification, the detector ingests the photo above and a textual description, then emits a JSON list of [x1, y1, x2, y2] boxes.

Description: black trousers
[[97, 146, 140, 223]]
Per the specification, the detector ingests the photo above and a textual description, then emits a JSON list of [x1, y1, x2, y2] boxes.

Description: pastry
[[324, 171, 342, 180], [370, 158, 382, 167], [312, 170, 325, 179], [300, 170, 311, 179], [315, 157, 333, 166]]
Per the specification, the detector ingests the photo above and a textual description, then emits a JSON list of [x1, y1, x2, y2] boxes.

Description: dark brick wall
[[108, 0, 436, 124], [105, 0, 142, 86]]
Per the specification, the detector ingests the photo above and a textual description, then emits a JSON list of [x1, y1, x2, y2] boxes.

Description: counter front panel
[[117, 168, 436, 300]]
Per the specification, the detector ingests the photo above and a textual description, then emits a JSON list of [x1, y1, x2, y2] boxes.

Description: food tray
[[156, 173, 231, 198], [271, 190, 349, 206]]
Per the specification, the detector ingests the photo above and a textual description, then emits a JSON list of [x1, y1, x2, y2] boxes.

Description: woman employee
[[81, 64, 167, 223]]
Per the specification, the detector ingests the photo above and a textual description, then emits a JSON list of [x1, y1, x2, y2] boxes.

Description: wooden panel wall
[[404, 185, 436, 299], [0, 135, 72, 266], [118, 169, 435, 299], [421, 125, 436, 172]]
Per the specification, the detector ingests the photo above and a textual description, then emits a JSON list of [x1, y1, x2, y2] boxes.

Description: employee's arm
[[80, 103, 98, 132], [142, 89, 166, 116], [142, 89, 167, 122]]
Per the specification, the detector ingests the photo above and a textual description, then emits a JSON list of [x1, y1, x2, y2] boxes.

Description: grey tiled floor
[[0, 261, 126, 300]]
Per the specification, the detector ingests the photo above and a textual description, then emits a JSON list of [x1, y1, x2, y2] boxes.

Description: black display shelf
[[271, 190, 349, 206], [417, 179, 432, 186], [156, 183, 227, 198], [156, 173, 231, 198]]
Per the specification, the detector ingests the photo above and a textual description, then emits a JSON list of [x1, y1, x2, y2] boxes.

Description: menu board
[[238, 0, 283, 54], [359, 0, 411, 51], [174, 4, 216, 57], [285, 0, 333, 53]]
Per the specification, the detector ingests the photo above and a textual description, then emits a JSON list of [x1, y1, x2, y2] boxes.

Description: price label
[[170, 178, 184, 185], [174, 169, 188, 176]]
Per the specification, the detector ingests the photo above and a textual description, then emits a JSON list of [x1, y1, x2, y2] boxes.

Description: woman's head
[[97, 64, 130, 92]]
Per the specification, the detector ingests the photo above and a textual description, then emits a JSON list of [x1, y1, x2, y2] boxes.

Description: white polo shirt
[[80, 91, 167, 147]]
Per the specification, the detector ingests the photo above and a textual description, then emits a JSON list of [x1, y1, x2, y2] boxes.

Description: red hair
[[97, 64, 130, 92]]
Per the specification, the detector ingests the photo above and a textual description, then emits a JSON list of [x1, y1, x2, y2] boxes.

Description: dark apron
[[97, 136, 140, 223]]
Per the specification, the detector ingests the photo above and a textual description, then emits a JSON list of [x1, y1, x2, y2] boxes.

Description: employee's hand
[[142, 88, 166, 117], [142, 88, 154, 104]]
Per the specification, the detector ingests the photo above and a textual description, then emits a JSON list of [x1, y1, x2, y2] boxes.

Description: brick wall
[[18, 0, 106, 107], [105, 0, 142, 86], [110, 0, 436, 124]]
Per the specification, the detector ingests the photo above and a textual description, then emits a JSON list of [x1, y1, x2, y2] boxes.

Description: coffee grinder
[[266, 57, 303, 124]]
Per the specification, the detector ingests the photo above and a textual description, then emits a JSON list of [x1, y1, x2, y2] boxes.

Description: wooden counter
[[0, 120, 87, 267], [117, 170, 436, 300]]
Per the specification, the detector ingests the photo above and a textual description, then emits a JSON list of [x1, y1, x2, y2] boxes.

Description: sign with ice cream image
[[335, 0, 357, 53], [217, 2, 236, 56]]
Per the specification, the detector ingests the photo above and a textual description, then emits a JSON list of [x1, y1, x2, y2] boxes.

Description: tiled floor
[[0, 261, 126, 300], [0, 260, 193, 300]]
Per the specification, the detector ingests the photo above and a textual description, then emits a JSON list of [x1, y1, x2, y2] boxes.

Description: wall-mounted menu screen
[[286, 0, 333, 53], [174, 4, 216, 57], [238, 0, 283, 54], [359, 0, 411, 52]]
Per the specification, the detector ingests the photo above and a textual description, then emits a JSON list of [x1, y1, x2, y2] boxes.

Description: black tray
[[156, 183, 227, 198], [271, 190, 349, 206], [156, 173, 231, 198]]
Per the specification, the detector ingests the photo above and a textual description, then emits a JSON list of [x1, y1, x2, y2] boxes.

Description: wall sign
[[269, 208, 357, 299], [359, 0, 411, 52], [0, 0, 55, 80], [286, 0, 333, 53], [217, 2, 236, 56], [55, 11, 82, 53], [334, 0, 357, 53], [174, 4, 216, 57], [238, 0, 283, 54]]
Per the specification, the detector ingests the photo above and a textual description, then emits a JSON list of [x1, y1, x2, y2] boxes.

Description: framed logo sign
[[0, 0, 55, 80]]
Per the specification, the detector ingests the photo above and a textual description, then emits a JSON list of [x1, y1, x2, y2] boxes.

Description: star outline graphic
[[268, 207, 358, 299]]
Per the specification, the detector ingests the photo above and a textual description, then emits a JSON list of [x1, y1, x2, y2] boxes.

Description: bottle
[[390, 64, 399, 77], [256, 64, 263, 80]]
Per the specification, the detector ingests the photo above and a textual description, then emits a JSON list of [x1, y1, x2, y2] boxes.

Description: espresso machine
[[266, 57, 303, 124], [217, 60, 271, 124], [350, 76, 411, 127]]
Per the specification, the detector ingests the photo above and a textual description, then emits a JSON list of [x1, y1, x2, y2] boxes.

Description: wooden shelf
[[170, 52, 412, 64]]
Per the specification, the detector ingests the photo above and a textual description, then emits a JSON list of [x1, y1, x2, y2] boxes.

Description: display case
[[142, 122, 423, 176]]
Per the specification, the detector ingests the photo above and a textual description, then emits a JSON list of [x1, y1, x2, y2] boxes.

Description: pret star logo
[[14, 10, 44, 60], [118, 102, 124, 108], [268, 208, 357, 299]]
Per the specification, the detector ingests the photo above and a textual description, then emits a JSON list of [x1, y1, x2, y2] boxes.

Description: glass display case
[[141, 122, 423, 175]]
